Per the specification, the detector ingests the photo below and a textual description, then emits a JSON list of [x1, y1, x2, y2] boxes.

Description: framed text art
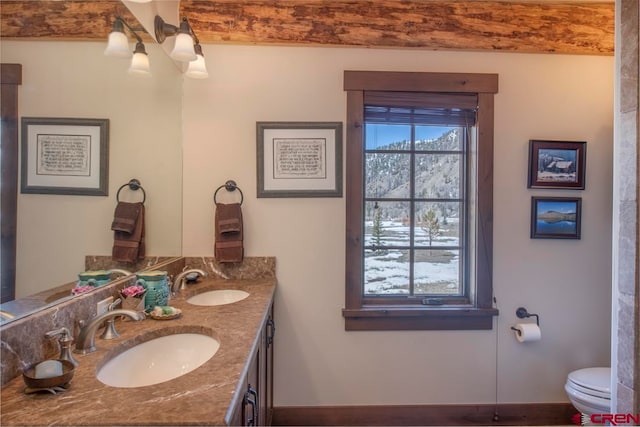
[[527, 139, 586, 189], [257, 121, 343, 198], [530, 196, 582, 239], [21, 117, 109, 196]]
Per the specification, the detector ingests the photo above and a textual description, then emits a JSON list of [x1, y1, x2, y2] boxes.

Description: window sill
[[342, 307, 499, 331]]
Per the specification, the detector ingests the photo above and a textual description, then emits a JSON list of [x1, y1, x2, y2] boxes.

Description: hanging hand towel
[[112, 202, 145, 262], [111, 202, 141, 233], [214, 202, 243, 263]]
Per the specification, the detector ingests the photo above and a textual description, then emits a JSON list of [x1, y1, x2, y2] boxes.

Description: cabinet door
[[263, 305, 275, 425], [228, 349, 259, 426], [228, 302, 274, 426], [246, 346, 260, 426]]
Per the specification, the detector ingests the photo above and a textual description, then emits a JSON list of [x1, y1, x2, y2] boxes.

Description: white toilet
[[565, 367, 611, 415]]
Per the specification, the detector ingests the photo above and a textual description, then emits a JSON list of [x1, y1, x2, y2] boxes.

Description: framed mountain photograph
[[527, 140, 586, 189], [531, 197, 582, 239]]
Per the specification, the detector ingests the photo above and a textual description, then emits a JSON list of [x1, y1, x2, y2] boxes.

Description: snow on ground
[[364, 220, 461, 295]]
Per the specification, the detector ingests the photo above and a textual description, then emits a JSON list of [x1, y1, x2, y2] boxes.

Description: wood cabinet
[[229, 303, 275, 426], [264, 309, 275, 425]]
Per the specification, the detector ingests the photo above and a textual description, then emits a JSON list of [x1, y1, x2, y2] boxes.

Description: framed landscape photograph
[[530, 197, 582, 239], [257, 121, 343, 198], [21, 117, 109, 196], [527, 140, 586, 189]]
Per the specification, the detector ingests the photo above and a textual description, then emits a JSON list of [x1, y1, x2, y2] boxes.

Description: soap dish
[[23, 359, 75, 392], [149, 307, 182, 320], [24, 383, 70, 395]]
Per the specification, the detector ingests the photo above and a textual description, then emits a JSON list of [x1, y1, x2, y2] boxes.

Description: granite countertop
[[0, 277, 276, 426]]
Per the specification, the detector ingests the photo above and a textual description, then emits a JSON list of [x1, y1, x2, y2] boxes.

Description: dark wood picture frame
[[530, 196, 582, 239], [527, 140, 586, 189], [257, 121, 343, 198], [21, 117, 109, 196]]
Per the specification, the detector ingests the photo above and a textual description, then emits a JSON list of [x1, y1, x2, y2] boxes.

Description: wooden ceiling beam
[[0, 1, 145, 40], [0, 1, 614, 55]]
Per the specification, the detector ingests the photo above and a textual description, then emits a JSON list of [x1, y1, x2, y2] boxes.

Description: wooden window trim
[[343, 71, 499, 331], [1, 63, 22, 303]]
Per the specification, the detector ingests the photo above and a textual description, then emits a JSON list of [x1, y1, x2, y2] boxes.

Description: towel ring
[[116, 179, 146, 204], [214, 180, 243, 205]]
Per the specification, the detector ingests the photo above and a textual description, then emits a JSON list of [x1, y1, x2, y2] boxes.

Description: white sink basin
[[97, 333, 219, 388], [187, 289, 249, 306]]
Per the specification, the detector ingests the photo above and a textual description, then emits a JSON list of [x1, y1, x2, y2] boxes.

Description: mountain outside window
[[342, 71, 499, 331]]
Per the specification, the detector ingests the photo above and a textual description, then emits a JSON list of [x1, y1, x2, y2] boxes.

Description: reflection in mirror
[[0, 40, 183, 324], [0, 259, 176, 325]]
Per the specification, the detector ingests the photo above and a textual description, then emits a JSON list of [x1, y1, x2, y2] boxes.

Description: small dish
[[23, 359, 75, 389], [149, 307, 182, 320]]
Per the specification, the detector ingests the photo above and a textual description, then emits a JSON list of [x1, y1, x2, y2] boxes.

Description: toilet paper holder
[[510, 307, 540, 336]]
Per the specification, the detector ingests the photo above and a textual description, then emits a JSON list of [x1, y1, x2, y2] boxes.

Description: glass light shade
[[104, 31, 131, 58], [170, 33, 197, 61], [128, 52, 151, 76], [185, 53, 208, 79]]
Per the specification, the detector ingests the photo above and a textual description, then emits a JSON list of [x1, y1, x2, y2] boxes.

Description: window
[[342, 71, 499, 331]]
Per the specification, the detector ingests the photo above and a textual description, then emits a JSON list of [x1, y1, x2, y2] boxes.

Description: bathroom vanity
[[0, 257, 276, 426]]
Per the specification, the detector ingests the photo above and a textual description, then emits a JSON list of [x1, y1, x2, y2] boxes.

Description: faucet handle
[[45, 327, 69, 340], [45, 327, 79, 366], [100, 299, 123, 340]]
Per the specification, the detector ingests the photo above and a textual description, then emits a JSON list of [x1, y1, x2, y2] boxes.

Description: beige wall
[[183, 45, 613, 405], [1, 41, 183, 298], [1, 39, 614, 405]]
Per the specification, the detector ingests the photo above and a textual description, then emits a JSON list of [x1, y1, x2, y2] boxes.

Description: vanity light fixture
[[185, 38, 209, 79], [129, 41, 151, 76], [155, 15, 208, 78], [155, 16, 197, 62], [104, 18, 131, 58], [104, 17, 151, 76], [106, 15, 208, 79]]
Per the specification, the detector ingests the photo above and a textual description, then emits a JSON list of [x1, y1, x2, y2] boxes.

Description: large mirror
[[0, 40, 183, 324]]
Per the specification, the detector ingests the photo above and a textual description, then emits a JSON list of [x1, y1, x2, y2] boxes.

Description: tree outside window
[[343, 71, 499, 331]]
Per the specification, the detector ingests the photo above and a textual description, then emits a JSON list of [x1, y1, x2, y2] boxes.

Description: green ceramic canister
[[136, 271, 169, 311], [77, 270, 111, 288]]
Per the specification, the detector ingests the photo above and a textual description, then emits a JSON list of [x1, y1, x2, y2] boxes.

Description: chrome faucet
[[73, 309, 145, 354], [172, 269, 207, 293], [109, 268, 133, 278]]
